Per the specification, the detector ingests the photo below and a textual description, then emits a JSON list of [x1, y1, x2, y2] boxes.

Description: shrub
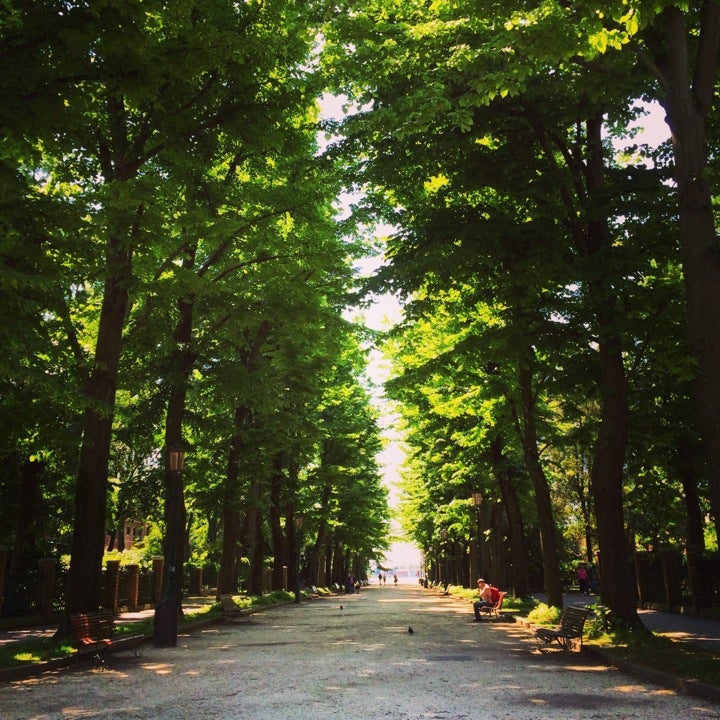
[[527, 602, 562, 626]]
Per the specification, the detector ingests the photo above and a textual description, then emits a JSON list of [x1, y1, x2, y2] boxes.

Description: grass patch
[[248, 590, 295, 606], [588, 624, 720, 687], [0, 638, 76, 668]]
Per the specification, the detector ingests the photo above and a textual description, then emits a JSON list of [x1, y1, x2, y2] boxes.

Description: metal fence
[[0, 561, 219, 619]]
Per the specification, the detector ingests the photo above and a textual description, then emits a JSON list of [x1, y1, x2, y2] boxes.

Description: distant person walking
[[577, 564, 590, 594], [393, 574, 398, 585]]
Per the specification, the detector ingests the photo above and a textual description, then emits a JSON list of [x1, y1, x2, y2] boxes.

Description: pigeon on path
[[408, 627, 414, 634]]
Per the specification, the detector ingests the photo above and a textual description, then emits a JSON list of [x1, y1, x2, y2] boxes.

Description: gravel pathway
[[1, 584, 718, 719]]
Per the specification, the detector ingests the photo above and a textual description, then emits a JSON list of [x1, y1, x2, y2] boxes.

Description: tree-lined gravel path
[[2, 584, 719, 719]]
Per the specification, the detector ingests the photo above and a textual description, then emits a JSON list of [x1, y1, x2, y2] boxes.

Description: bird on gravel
[[339, 605, 343, 610], [408, 627, 414, 634]]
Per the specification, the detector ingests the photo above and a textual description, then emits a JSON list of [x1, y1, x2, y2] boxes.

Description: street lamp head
[[294, 514, 304, 530], [168, 444, 186, 471], [471, 491, 483, 507]]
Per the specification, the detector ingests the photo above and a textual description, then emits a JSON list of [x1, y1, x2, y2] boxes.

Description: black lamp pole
[[294, 514, 303, 603], [472, 491, 483, 581], [154, 444, 185, 647], [441, 529, 449, 588]]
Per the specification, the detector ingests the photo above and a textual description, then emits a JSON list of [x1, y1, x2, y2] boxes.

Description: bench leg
[[88, 648, 109, 670]]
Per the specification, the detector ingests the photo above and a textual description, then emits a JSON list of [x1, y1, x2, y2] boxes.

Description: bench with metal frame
[[535, 605, 593, 651], [477, 590, 508, 620], [69, 609, 144, 665], [219, 594, 249, 622]]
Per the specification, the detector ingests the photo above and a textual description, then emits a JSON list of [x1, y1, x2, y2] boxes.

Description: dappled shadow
[[3, 587, 717, 719]]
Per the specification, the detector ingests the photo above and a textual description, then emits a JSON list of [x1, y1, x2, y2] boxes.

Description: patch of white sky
[[319, 93, 419, 571], [609, 100, 671, 159]]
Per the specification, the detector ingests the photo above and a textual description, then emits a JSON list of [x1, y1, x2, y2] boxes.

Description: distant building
[[105, 519, 149, 551]]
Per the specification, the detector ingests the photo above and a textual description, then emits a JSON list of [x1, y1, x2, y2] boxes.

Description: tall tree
[[635, 3, 720, 543]]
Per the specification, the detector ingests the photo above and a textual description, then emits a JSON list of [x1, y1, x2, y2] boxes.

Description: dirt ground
[[1, 584, 719, 720]]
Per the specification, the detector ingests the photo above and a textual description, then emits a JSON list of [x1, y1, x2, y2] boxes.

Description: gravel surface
[[1, 584, 719, 719]]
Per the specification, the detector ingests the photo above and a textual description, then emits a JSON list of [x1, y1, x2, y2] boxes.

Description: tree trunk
[[677, 433, 710, 608], [584, 113, 638, 624], [217, 324, 272, 596], [515, 353, 564, 606], [490, 436, 529, 597], [637, 4, 720, 543], [246, 476, 265, 595], [163, 246, 197, 612], [495, 475, 527, 596], [270, 456, 286, 591], [10, 459, 44, 574], [656, 6, 720, 544], [217, 507, 241, 596], [217, 406, 249, 596], [67, 238, 132, 613]]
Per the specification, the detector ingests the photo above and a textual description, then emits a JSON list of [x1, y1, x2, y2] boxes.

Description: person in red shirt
[[473, 578, 500, 621]]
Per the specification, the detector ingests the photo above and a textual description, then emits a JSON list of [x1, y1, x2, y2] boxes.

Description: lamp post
[[294, 514, 303, 603], [441, 529, 449, 590], [472, 491, 483, 582], [154, 444, 185, 647]]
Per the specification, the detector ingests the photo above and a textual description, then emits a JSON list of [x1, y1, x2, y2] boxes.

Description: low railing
[[0, 558, 219, 620]]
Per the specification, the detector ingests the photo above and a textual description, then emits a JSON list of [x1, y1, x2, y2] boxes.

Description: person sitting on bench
[[473, 578, 500, 621]]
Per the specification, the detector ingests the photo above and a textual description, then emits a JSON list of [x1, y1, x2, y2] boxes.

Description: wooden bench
[[69, 609, 144, 664], [219, 594, 248, 621], [535, 605, 592, 651], [478, 591, 507, 619]]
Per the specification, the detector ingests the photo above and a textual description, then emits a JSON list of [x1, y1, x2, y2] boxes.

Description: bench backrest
[[495, 591, 507, 610], [220, 595, 239, 611], [70, 610, 116, 642], [558, 606, 592, 636]]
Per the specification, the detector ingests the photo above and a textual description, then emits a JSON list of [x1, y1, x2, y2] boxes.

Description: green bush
[[527, 602, 562, 626], [501, 595, 538, 616], [252, 590, 295, 606]]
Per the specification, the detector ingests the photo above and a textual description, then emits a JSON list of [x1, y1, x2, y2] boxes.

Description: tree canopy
[[2, 0, 719, 624]]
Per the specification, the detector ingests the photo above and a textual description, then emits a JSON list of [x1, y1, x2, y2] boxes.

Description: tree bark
[[10, 459, 44, 574], [514, 353, 564, 606], [677, 433, 710, 608], [270, 456, 286, 591], [218, 322, 272, 596], [67, 237, 132, 613], [584, 113, 637, 624], [246, 476, 266, 595], [163, 244, 197, 612], [490, 436, 529, 597], [217, 405, 250, 596], [654, 5, 720, 543]]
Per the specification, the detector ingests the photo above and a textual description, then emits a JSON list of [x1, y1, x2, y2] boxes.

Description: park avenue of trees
[[2, 1, 720, 627]]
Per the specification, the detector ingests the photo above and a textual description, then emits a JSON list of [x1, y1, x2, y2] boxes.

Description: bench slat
[[478, 591, 507, 619], [535, 606, 592, 651], [220, 594, 247, 621], [69, 610, 144, 663]]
